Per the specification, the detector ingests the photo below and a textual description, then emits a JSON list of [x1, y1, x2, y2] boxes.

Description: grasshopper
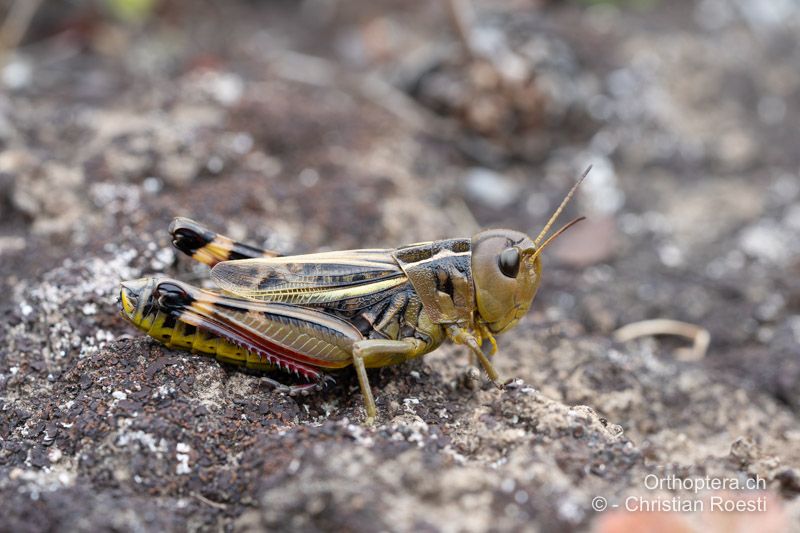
[[119, 170, 588, 424]]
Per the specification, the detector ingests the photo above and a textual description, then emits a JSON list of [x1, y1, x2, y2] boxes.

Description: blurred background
[[1, 1, 799, 531]]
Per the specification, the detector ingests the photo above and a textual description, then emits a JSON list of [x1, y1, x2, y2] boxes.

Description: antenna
[[529, 216, 586, 262], [532, 165, 591, 248]]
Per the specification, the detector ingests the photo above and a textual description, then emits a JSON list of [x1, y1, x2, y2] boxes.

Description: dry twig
[[614, 319, 711, 361]]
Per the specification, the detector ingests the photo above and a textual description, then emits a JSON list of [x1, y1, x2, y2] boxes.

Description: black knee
[[169, 217, 216, 256]]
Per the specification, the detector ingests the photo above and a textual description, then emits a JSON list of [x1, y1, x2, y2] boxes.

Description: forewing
[[211, 249, 407, 305]]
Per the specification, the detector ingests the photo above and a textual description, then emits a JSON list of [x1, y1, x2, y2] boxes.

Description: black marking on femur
[[155, 282, 193, 311], [228, 250, 254, 261], [229, 241, 269, 260], [169, 219, 216, 254]]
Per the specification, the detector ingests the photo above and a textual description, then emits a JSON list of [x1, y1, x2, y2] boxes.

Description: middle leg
[[351, 338, 428, 424]]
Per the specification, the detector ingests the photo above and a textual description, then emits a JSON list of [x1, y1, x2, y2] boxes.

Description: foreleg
[[447, 325, 501, 385]]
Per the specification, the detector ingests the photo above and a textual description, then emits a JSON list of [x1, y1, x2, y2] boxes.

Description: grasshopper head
[[471, 230, 542, 334], [471, 167, 591, 334]]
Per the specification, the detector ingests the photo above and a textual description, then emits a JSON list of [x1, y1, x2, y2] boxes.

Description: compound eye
[[498, 247, 520, 278]]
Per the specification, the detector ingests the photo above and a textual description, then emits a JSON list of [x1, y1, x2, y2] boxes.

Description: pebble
[[464, 168, 520, 209], [2, 59, 32, 90], [739, 221, 793, 265]]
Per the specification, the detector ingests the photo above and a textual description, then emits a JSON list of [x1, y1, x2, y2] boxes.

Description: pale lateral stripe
[[242, 276, 407, 300]]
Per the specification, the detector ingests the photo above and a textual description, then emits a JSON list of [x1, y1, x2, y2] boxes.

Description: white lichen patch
[[7, 246, 142, 368], [8, 466, 77, 495], [19, 302, 33, 316], [176, 443, 192, 475], [387, 414, 430, 448], [116, 428, 168, 455]]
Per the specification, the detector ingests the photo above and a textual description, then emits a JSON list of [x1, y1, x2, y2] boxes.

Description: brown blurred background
[[1, 1, 799, 531]]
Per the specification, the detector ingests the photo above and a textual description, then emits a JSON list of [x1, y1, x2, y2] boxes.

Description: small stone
[[464, 168, 520, 209]]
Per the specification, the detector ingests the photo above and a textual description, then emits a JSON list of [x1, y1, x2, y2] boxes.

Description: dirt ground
[[1, 1, 799, 531]]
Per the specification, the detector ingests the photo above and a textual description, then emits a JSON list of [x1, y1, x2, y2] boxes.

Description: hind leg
[[169, 217, 281, 267]]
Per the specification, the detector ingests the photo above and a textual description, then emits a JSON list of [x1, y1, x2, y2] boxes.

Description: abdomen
[[142, 309, 276, 372]]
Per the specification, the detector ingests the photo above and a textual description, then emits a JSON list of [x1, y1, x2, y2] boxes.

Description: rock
[[1, 2, 799, 531]]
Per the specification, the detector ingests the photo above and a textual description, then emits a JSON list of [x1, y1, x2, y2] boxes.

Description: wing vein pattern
[[211, 249, 407, 307]]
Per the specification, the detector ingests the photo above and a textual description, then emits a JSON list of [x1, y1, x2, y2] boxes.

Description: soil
[[1, 1, 799, 531]]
